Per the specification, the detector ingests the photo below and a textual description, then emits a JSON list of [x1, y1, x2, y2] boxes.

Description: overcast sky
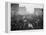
[[19, 4, 43, 14]]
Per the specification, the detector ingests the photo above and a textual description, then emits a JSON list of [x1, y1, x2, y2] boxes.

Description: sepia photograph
[[11, 3, 43, 31]]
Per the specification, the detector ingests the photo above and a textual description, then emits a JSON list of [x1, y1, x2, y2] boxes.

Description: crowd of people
[[11, 14, 43, 31]]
